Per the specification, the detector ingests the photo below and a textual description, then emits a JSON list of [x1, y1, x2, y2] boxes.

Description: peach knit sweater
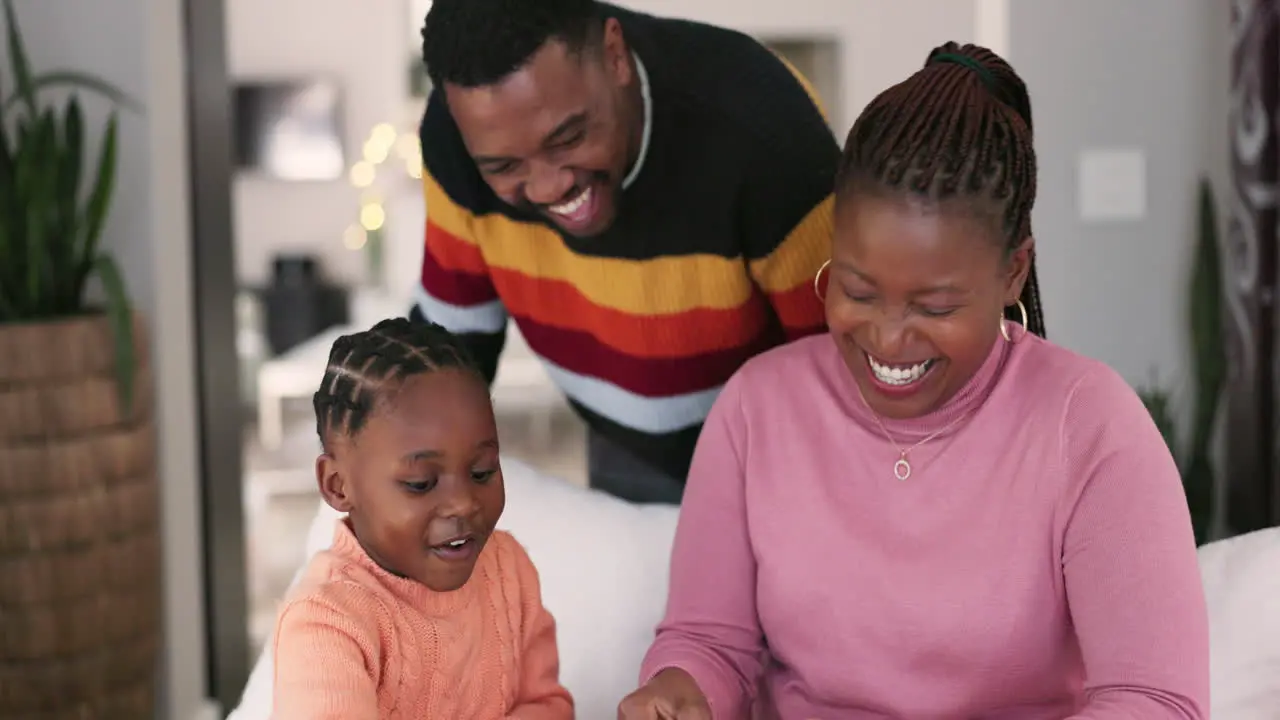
[[270, 518, 573, 719]]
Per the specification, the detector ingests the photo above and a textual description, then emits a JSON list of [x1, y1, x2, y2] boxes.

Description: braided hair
[[313, 318, 484, 448], [421, 0, 602, 89], [837, 42, 1045, 338]]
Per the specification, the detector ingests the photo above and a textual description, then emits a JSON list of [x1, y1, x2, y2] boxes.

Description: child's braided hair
[[313, 318, 483, 448]]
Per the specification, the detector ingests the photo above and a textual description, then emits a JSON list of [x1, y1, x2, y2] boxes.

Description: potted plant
[[1136, 177, 1225, 546], [0, 1, 160, 718]]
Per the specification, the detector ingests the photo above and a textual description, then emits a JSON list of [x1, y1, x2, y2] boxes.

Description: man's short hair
[[421, 0, 603, 89]]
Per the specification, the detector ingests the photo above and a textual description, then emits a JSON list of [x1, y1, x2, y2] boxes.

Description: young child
[[270, 318, 573, 719]]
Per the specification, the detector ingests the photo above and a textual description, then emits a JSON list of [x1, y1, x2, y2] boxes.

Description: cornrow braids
[[313, 318, 484, 448], [837, 41, 1046, 338], [421, 0, 602, 89]]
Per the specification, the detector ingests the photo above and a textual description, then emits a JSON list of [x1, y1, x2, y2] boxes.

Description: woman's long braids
[[837, 42, 1046, 338], [313, 318, 483, 448]]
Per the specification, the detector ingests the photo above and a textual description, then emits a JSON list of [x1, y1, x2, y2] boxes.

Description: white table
[[255, 323, 564, 449]]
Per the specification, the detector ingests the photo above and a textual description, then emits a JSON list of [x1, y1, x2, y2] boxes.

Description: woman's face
[[825, 194, 1031, 420]]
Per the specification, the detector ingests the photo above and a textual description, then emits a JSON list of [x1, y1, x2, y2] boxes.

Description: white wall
[[0, 1, 208, 719], [618, 0, 976, 136], [1009, 0, 1230, 396], [225, 0, 409, 287]]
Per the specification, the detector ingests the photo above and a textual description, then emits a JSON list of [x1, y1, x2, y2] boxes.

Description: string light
[[349, 161, 375, 188], [360, 204, 386, 232], [345, 120, 425, 254], [395, 132, 419, 160], [372, 123, 398, 147], [343, 224, 368, 250]]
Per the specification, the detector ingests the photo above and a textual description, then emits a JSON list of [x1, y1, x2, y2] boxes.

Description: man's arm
[[739, 54, 839, 342], [409, 165, 508, 384]]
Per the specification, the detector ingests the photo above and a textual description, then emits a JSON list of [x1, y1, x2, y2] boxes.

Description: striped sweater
[[411, 4, 838, 481]]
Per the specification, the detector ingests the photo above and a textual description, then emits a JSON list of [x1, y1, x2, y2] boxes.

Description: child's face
[[319, 368, 505, 592]]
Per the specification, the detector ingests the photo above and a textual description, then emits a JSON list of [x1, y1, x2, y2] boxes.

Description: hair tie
[[930, 52, 995, 91]]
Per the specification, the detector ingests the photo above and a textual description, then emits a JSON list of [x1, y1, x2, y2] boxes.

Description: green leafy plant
[[1136, 177, 1224, 545], [1137, 385, 1212, 545], [0, 0, 142, 409]]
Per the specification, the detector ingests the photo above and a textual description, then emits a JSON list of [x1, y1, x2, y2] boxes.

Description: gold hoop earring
[[1000, 299, 1029, 342], [813, 259, 831, 301]]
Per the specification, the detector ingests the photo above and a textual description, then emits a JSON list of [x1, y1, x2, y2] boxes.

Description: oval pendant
[[893, 457, 911, 481]]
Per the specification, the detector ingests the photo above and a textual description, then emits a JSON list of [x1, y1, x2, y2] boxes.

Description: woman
[[617, 42, 1209, 719]]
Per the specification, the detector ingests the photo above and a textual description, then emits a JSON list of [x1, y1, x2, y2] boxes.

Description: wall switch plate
[[1077, 147, 1147, 222]]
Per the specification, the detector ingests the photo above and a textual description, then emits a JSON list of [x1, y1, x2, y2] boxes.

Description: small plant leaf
[[1188, 178, 1226, 452], [57, 97, 85, 308], [0, 218, 11, 319], [7, 118, 33, 313], [2, 0, 36, 119], [1137, 384, 1179, 463], [2, 71, 143, 115], [93, 253, 135, 415], [79, 113, 117, 293], [61, 98, 84, 203], [0, 282, 16, 320], [0, 94, 13, 304], [1182, 454, 1215, 546], [20, 113, 57, 312]]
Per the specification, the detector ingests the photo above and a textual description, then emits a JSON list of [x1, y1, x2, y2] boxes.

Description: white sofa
[[229, 457, 1280, 719], [1197, 520, 1280, 717]]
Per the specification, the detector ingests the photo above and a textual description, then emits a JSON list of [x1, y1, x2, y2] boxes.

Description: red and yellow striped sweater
[[411, 5, 838, 480]]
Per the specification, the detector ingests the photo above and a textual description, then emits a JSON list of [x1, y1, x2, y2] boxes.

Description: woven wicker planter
[[0, 314, 160, 720]]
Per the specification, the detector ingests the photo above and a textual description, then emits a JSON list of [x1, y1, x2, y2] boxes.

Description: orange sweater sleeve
[[504, 538, 574, 720], [270, 583, 384, 720]]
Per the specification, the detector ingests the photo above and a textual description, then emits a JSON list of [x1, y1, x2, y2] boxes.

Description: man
[[412, 0, 838, 503]]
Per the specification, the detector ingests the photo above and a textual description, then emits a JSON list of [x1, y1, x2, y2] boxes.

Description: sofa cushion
[[1197, 525, 1280, 719]]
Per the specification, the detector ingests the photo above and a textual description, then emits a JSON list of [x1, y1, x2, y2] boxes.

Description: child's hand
[[616, 668, 711, 719]]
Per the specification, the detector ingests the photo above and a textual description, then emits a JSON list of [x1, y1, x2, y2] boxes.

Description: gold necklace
[[852, 380, 975, 481]]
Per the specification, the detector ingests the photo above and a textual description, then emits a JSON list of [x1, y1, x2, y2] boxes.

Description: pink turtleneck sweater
[[640, 334, 1209, 719]]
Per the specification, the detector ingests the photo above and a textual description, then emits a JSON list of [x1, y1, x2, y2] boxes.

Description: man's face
[[444, 20, 638, 238]]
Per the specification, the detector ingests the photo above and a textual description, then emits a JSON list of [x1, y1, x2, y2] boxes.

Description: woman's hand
[[617, 668, 712, 719]]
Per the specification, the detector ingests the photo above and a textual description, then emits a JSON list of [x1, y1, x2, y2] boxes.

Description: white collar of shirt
[[621, 52, 652, 190]]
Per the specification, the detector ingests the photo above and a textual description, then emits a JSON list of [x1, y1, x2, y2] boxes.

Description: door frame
[[181, 0, 250, 710]]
